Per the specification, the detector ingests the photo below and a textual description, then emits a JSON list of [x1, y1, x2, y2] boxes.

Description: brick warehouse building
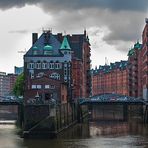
[[0, 72, 18, 97], [92, 18, 148, 100], [141, 19, 148, 100], [127, 41, 142, 98], [92, 61, 128, 96], [24, 30, 91, 104], [128, 18, 148, 100]]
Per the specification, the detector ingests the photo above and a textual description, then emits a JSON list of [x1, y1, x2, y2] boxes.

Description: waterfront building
[[56, 31, 91, 98], [127, 42, 142, 98], [141, 18, 148, 100], [24, 30, 91, 104], [14, 66, 23, 75], [0, 72, 7, 97], [7, 74, 18, 95], [0, 72, 17, 97], [127, 18, 148, 100], [92, 61, 128, 96]]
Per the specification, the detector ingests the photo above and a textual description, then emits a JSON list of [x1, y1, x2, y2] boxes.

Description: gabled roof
[[25, 31, 90, 59], [25, 33, 62, 57]]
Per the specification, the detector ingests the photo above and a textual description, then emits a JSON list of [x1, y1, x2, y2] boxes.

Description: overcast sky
[[0, 0, 148, 73]]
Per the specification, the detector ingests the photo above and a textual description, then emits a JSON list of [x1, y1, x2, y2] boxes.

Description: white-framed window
[[45, 85, 50, 89], [49, 63, 54, 69], [50, 73, 55, 79], [55, 63, 61, 69], [56, 74, 60, 80], [37, 85, 41, 89], [42, 62, 47, 69], [50, 73, 60, 80], [29, 63, 34, 69], [31, 85, 36, 89], [31, 73, 34, 79], [37, 72, 44, 78], [36, 62, 41, 69]]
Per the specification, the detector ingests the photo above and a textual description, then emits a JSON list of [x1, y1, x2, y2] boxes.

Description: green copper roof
[[60, 36, 71, 50], [109, 66, 112, 70], [44, 44, 53, 50], [32, 46, 38, 50], [119, 63, 123, 68], [128, 48, 135, 56], [134, 41, 141, 49]]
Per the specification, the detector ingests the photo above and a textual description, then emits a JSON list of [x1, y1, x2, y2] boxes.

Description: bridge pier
[[123, 105, 128, 121], [144, 104, 148, 123], [22, 102, 79, 138]]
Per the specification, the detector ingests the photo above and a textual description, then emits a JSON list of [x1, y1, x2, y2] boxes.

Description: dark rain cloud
[[0, 0, 148, 11], [0, 0, 147, 53]]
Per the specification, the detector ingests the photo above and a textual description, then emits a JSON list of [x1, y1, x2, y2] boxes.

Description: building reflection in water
[[22, 120, 148, 148]]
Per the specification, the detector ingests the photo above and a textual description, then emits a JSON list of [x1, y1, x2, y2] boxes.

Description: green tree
[[13, 73, 24, 97]]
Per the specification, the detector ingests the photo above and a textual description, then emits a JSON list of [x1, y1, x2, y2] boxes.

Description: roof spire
[[64, 30, 66, 36], [84, 28, 86, 36], [60, 36, 71, 50]]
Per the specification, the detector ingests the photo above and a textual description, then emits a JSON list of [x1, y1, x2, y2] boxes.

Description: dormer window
[[32, 46, 40, 55]]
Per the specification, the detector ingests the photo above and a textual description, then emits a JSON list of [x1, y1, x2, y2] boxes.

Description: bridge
[[79, 94, 145, 105], [0, 96, 23, 126], [78, 93, 146, 122], [0, 96, 22, 105]]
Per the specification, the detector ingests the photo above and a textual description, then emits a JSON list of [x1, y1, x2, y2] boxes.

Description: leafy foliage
[[13, 73, 24, 97]]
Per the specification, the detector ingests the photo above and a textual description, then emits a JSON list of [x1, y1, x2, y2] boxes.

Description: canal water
[[0, 120, 148, 148]]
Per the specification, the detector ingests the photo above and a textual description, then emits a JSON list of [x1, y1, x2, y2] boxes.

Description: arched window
[[42, 61, 47, 69], [37, 72, 44, 78], [36, 61, 41, 69], [29, 61, 34, 69], [49, 61, 54, 69], [49, 73, 60, 80], [55, 61, 61, 69]]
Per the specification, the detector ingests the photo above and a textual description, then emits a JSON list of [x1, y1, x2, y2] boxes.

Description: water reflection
[[0, 121, 148, 148]]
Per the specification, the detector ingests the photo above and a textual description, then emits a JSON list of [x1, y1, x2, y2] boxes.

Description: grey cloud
[[0, 0, 148, 12], [0, 0, 147, 53], [8, 30, 29, 34], [47, 8, 145, 49]]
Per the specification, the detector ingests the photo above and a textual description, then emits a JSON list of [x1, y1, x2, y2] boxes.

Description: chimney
[[145, 18, 148, 24], [32, 33, 38, 45]]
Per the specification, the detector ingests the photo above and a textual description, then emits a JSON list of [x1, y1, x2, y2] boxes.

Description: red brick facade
[[24, 30, 91, 104], [71, 34, 91, 98], [128, 42, 142, 97], [128, 19, 148, 100], [141, 20, 148, 100], [24, 76, 67, 104], [92, 19, 148, 100], [92, 61, 128, 96]]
